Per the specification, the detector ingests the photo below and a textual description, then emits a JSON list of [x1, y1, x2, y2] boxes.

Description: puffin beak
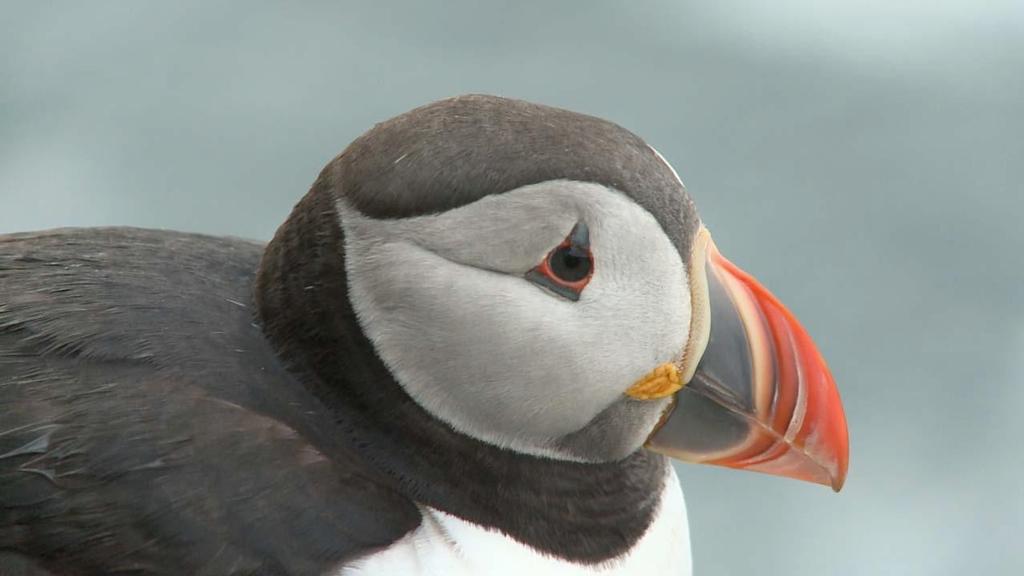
[[632, 228, 850, 491]]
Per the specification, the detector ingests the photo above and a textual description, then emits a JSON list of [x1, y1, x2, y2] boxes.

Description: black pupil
[[549, 246, 591, 283]]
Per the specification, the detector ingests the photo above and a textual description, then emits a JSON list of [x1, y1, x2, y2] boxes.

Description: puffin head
[[261, 94, 848, 490]]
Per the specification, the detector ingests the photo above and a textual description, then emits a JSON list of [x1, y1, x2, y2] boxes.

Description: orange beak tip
[[647, 236, 850, 492]]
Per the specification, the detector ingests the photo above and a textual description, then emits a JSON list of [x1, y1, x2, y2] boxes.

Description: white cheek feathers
[[339, 181, 691, 460]]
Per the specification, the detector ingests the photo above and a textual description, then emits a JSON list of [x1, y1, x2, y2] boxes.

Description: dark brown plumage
[[1, 95, 697, 574], [0, 228, 418, 575]]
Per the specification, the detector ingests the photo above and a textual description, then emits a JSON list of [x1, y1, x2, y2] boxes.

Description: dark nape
[[254, 176, 669, 563]]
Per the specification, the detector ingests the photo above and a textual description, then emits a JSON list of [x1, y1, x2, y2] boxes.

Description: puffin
[[0, 94, 849, 576]]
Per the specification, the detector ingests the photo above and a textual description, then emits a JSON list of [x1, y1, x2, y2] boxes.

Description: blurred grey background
[[2, 1, 1022, 574]]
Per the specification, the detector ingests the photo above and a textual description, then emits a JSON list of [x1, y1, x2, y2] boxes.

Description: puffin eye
[[525, 222, 594, 301]]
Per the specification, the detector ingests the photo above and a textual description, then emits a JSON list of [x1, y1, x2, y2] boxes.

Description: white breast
[[336, 465, 691, 576]]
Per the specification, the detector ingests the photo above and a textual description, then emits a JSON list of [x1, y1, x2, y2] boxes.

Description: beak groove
[[645, 229, 850, 491]]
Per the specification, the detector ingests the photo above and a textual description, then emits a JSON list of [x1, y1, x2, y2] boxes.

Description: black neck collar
[[254, 180, 668, 563]]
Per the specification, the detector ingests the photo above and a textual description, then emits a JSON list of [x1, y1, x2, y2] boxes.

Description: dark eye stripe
[[525, 222, 594, 301]]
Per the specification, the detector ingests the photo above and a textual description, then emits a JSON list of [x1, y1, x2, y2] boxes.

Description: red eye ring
[[525, 222, 593, 301]]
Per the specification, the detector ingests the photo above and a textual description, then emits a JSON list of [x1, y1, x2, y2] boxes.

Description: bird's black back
[[0, 228, 419, 576]]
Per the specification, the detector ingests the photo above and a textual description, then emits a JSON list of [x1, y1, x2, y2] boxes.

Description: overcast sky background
[[2, 1, 1022, 574]]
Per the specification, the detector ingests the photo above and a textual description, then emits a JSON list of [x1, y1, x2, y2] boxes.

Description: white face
[[339, 180, 691, 460]]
